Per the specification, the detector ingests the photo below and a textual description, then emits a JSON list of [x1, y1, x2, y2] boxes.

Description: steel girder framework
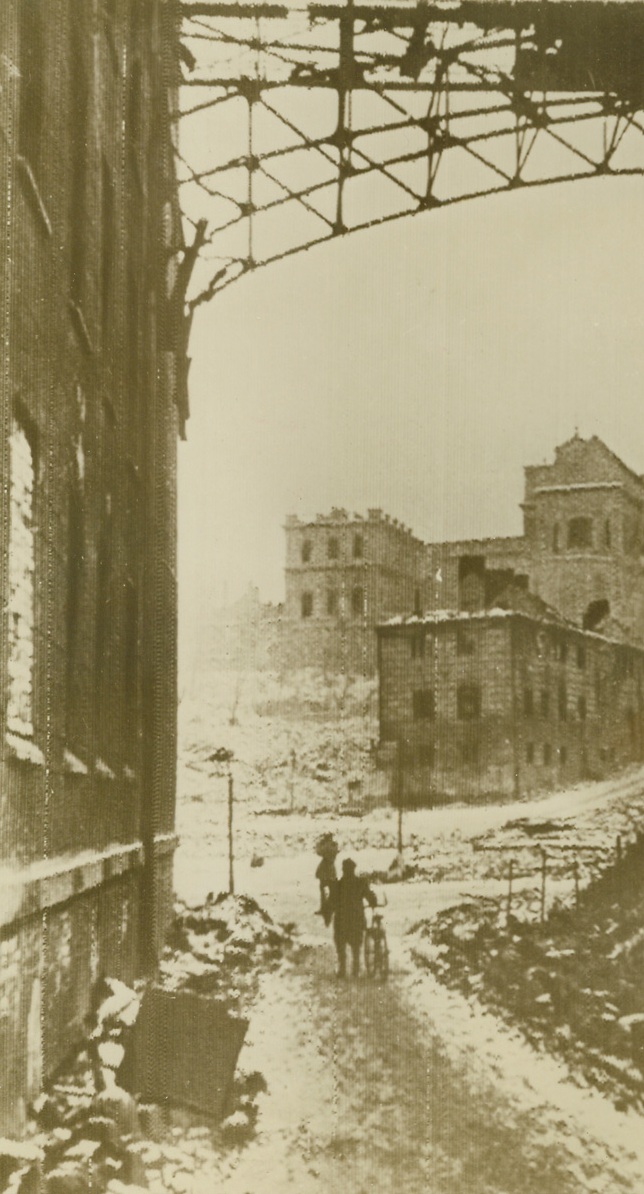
[[179, 0, 644, 300]]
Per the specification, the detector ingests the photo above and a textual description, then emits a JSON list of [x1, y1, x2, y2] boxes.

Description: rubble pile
[[160, 893, 292, 1008], [1, 895, 290, 1194], [0, 978, 147, 1194], [409, 838, 644, 1109]]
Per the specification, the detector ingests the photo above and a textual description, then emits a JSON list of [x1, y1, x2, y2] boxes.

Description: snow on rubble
[[161, 893, 292, 1010]]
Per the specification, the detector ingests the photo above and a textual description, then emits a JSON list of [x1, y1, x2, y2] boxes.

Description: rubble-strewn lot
[[410, 837, 644, 1111], [1, 896, 292, 1194], [179, 669, 379, 818]]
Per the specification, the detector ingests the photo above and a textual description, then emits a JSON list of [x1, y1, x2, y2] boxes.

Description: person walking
[[314, 832, 339, 924], [328, 858, 376, 979]]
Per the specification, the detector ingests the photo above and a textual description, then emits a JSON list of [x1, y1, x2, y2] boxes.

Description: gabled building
[[0, 0, 185, 1131]]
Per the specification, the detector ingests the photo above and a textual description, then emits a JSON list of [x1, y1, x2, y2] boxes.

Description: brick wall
[[0, 0, 182, 1129]]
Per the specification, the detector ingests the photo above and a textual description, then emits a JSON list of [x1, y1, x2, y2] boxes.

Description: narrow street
[[171, 768, 644, 1193], [204, 928, 644, 1194]]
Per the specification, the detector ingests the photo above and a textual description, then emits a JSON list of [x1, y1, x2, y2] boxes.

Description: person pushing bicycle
[[327, 858, 377, 979]]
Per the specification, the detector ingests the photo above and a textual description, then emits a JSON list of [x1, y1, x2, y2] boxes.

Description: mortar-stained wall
[[0, 0, 183, 1131]]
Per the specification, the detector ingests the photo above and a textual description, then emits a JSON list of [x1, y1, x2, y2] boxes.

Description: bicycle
[[364, 897, 389, 979]]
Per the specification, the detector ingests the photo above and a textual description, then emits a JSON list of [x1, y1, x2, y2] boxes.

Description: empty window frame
[[351, 586, 364, 616], [301, 591, 313, 618], [353, 533, 364, 559], [18, 0, 45, 167], [301, 539, 312, 563], [410, 631, 425, 660], [8, 418, 36, 737], [327, 537, 339, 560], [456, 628, 475, 656], [568, 517, 593, 550], [457, 683, 481, 721], [412, 689, 435, 721]]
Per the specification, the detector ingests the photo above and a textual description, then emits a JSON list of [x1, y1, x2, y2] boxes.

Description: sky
[[177, 173, 644, 628]]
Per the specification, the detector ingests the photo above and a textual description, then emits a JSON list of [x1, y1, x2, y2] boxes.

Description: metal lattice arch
[[179, 0, 644, 301]]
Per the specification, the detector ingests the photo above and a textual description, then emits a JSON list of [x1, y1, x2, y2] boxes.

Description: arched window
[[568, 517, 593, 550], [583, 598, 610, 632]]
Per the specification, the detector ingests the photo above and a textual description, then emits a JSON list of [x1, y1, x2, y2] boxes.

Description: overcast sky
[[177, 174, 644, 626]]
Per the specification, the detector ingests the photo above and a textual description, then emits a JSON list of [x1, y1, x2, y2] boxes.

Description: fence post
[[540, 849, 547, 925], [506, 858, 514, 924]]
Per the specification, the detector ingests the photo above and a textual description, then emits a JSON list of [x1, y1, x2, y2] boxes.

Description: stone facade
[[282, 509, 426, 672], [424, 436, 644, 641], [284, 437, 644, 674], [378, 611, 644, 805], [0, 0, 183, 1131]]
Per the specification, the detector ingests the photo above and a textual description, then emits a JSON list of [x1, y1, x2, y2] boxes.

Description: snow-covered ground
[[168, 668, 644, 1192]]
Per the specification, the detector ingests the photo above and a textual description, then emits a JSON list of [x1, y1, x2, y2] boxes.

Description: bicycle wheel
[[376, 937, 389, 979], [364, 930, 376, 976]]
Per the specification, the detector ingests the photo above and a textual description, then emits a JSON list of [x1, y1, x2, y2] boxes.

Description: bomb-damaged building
[[376, 435, 644, 803], [0, 0, 189, 1131]]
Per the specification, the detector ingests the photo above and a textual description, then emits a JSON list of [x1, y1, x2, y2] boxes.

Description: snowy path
[[206, 935, 644, 1194], [170, 767, 644, 1193]]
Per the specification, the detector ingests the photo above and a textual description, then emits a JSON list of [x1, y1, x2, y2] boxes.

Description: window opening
[[457, 683, 481, 721], [301, 591, 313, 618], [413, 689, 434, 720], [7, 419, 36, 738], [351, 586, 364, 616], [568, 517, 593, 550], [18, 0, 45, 168]]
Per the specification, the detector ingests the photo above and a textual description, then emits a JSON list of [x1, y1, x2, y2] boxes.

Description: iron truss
[[178, 0, 644, 301]]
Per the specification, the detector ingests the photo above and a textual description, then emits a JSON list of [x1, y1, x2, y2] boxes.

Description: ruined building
[[426, 435, 644, 641], [284, 436, 644, 675], [0, 0, 185, 1130], [378, 608, 644, 803], [282, 509, 426, 672], [376, 435, 644, 802]]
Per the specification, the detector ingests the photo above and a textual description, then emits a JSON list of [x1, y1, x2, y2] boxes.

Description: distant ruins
[[283, 436, 644, 675]]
